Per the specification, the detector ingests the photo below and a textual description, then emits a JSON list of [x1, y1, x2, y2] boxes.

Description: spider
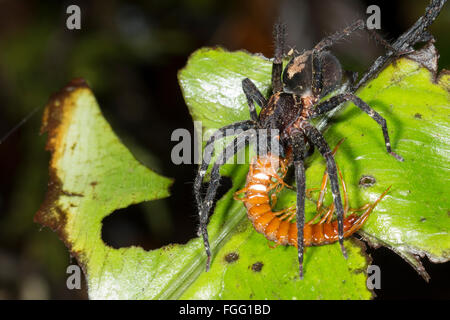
[[193, 0, 445, 278]]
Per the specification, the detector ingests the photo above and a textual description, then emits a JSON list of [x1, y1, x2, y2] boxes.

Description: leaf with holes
[[35, 79, 205, 299], [37, 40, 449, 299]]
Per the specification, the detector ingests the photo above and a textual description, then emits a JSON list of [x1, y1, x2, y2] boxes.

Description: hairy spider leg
[[242, 78, 268, 121], [290, 131, 307, 278], [194, 120, 256, 209], [301, 122, 348, 261], [311, 19, 410, 98], [272, 23, 286, 93], [314, 19, 365, 52], [311, 93, 404, 161], [199, 131, 256, 271], [313, 18, 404, 56], [304, 19, 405, 162], [311, 20, 365, 98], [353, 0, 446, 91]]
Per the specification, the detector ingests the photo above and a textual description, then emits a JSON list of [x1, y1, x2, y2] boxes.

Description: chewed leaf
[[37, 38, 449, 299], [35, 79, 185, 299], [36, 76, 371, 300]]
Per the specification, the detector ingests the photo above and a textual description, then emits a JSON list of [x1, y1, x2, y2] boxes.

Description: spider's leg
[[272, 23, 286, 93], [199, 131, 255, 271], [304, 143, 315, 159], [194, 120, 256, 210], [290, 131, 307, 279], [315, 138, 345, 213], [312, 93, 403, 161], [394, 0, 446, 50], [311, 54, 358, 99], [242, 78, 267, 121], [312, 20, 402, 95], [314, 19, 365, 52], [302, 122, 347, 259], [311, 20, 367, 97], [314, 19, 397, 54], [344, 71, 359, 88], [353, 0, 446, 91], [310, 48, 325, 98]]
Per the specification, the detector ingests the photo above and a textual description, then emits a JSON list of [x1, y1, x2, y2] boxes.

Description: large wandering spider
[[193, 0, 446, 278]]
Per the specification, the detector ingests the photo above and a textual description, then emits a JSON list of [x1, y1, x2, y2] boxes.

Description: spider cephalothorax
[[194, 0, 445, 278]]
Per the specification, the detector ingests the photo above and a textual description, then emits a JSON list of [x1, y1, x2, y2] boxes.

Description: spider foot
[[205, 255, 211, 272], [299, 265, 304, 280], [390, 151, 404, 162], [340, 241, 348, 259]]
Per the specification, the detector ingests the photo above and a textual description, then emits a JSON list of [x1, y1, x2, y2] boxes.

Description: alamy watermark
[[66, 5, 81, 30], [366, 5, 381, 30], [366, 264, 381, 289], [66, 264, 82, 290]]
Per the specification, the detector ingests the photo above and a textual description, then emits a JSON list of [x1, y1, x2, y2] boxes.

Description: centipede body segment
[[234, 141, 390, 249]]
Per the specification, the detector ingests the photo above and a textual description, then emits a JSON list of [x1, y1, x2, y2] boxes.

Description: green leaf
[[178, 48, 372, 299], [37, 41, 449, 299], [319, 54, 450, 280], [35, 79, 194, 299], [178, 45, 450, 297]]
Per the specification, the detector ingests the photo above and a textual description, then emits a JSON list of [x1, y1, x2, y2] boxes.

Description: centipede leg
[[344, 186, 391, 236], [195, 121, 256, 221], [349, 204, 371, 213], [306, 209, 323, 226], [316, 138, 345, 213], [233, 184, 249, 200], [307, 176, 330, 226], [336, 163, 349, 215], [322, 203, 335, 224], [306, 187, 320, 200], [304, 124, 347, 259], [268, 241, 281, 249], [275, 206, 296, 220], [316, 170, 329, 214]]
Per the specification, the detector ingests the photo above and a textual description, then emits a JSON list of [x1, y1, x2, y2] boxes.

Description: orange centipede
[[234, 141, 390, 248]]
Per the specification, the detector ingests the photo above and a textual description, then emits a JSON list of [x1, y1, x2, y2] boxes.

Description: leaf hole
[[224, 252, 239, 263], [101, 200, 177, 250], [251, 262, 263, 272], [359, 175, 376, 188]]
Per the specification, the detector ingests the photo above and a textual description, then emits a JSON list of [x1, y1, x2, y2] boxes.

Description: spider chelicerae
[[193, 0, 445, 278]]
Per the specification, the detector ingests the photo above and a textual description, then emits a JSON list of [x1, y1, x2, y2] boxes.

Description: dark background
[[0, 0, 448, 299]]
